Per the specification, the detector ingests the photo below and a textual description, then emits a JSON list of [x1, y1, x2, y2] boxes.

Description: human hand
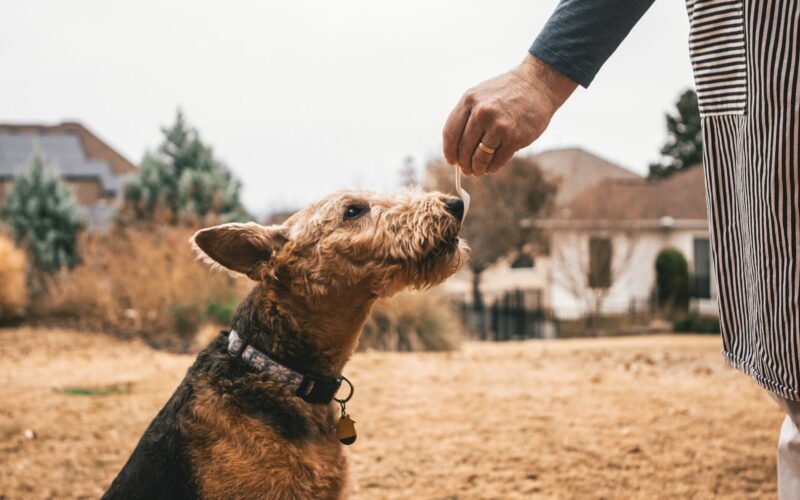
[[442, 53, 577, 176]]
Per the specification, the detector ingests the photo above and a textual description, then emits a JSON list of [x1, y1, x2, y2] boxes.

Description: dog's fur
[[103, 189, 468, 500]]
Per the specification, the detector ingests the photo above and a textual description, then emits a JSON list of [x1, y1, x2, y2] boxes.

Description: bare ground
[[0, 328, 783, 499]]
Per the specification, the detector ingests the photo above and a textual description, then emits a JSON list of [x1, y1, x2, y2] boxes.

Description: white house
[[536, 166, 717, 319]]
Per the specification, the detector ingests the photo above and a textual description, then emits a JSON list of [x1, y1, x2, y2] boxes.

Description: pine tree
[[120, 109, 248, 225], [648, 89, 703, 179], [399, 156, 418, 188], [1, 152, 83, 272]]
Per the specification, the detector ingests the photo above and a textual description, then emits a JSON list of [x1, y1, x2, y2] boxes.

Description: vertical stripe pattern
[[691, 0, 800, 399], [687, 0, 748, 116]]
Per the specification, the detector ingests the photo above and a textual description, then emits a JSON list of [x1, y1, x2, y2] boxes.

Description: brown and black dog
[[103, 189, 467, 499]]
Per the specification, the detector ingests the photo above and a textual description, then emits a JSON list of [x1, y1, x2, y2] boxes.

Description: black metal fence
[[456, 289, 656, 340]]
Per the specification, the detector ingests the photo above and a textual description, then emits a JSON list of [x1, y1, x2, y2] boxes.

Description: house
[[0, 122, 138, 230], [537, 165, 716, 319]]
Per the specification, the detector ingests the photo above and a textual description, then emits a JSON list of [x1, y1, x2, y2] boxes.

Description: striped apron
[[687, 0, 800, 399]]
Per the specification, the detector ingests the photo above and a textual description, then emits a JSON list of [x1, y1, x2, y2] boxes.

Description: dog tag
[[337, 415, 357, 445], [454, 164, 471, 220]]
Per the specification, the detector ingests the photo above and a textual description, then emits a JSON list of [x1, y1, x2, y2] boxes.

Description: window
[[588, 237, 612, 289], [510, 253, 534, 269], [693, 238, 711, 298]]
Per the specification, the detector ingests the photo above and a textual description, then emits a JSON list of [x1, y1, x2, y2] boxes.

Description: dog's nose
[[446, 198, 465, 222]]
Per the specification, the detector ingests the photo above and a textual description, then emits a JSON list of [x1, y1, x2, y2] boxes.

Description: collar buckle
[[296, 374, 343, 404]]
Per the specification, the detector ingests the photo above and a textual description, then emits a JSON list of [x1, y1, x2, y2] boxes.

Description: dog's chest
[[184, 385, 347, 499]]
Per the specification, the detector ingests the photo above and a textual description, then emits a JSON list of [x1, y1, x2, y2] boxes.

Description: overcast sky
[[1, 0, 693, 216]]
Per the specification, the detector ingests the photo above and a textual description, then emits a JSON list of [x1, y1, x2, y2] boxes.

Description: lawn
[[0, 328, 781, 499]]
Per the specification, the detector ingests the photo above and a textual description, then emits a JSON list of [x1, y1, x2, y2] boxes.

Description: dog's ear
[[190, 222, 288, 280]]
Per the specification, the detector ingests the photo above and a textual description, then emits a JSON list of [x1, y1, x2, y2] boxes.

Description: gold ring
[[478, 142, 496, 155]]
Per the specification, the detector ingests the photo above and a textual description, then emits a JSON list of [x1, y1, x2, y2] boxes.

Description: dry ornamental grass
[[35, 227, 249, 344], [0, 234, 28, 321]]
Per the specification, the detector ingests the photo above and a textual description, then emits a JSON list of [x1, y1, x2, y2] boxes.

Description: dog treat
[[454, 164, 471, 220]]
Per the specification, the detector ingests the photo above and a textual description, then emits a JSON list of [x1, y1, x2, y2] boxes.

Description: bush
[[0, 234, 28, 321], [35, 227, 249, 341], [170, 303, 203, 336], [1, 152, 83, 273], [655, 248, 690, 314], [359, 290, 462, 352], [203, 296, 239, 326], [673, 314, 720, 334]]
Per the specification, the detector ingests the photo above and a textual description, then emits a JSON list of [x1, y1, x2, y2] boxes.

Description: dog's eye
[[344, 205, 368, 220]]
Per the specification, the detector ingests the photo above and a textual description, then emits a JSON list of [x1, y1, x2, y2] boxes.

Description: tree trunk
[[471, 270, 486, 339], [590, 293, 603, 337]]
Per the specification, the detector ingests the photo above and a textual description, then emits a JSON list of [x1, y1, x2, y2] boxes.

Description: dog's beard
[[401, 236, 468, 290]]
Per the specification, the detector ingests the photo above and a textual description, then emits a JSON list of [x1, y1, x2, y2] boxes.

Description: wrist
[[514, 53, 577, 112]]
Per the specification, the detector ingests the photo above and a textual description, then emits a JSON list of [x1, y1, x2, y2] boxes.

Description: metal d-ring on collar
[[334, 375, 354, 405], [334, 375, 354, 418]]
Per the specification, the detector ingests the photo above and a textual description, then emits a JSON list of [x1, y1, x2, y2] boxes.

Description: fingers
[[487, 143, 516, 173], [457, 112, 483, 175], [471, 129, 501, 176], [442, 100, 470, 166]]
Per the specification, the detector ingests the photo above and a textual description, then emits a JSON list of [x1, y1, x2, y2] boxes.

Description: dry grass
[[35, 227, 249, 344], [0, 328, 782, 499], [0, 234, 28, 321], [359, 290, 462, 352]]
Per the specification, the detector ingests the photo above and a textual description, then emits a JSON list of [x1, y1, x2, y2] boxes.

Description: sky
[[0, 0, 694, 216]]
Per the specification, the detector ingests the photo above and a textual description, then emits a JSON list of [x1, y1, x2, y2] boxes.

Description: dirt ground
[[0, 328, 783, 499]]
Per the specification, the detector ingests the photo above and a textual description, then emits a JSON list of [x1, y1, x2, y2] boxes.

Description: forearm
[[530, 0, 656, 87]]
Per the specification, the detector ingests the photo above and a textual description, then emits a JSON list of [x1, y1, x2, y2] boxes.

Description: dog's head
[[191, 189, 469, 300]]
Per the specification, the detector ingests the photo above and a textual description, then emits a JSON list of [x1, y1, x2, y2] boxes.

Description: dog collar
[[226, 330, 350, 405]]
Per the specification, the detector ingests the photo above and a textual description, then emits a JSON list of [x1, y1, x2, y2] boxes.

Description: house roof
[[0, 122, 137, 175], [0, 122, 137, 196], [548, 165, 707, 224], [530, 147, 641, 207]]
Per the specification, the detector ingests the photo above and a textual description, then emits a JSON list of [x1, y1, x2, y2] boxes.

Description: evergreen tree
[[648, 89, 703, 179], [1, 152, 83, 272], [399, 156, 418, 188], [121, 109, 248, 224]]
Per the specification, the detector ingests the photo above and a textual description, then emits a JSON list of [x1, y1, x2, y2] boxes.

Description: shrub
[[655, 248, 690, 314], [0, 234, 28, 321], [673, 314, 720, 334], [204, 296, 239, 326], [170, 303, 203, 336], [359, 290, 462, 352], [1, 152, 83, 273], [35, 227, 249, 341]]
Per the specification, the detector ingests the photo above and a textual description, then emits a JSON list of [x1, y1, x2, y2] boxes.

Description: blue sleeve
[[530, 0, 657, 88]]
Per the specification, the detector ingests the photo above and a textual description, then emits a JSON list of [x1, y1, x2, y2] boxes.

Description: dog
[[103, 189, 468, 499]]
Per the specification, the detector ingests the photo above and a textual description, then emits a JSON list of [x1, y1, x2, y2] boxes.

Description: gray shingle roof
[[0, 131, 121, 195]]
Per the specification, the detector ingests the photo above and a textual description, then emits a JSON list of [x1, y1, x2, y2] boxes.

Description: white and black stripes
[[693, 0, 800, 399], [688, 0, 748, 116]]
